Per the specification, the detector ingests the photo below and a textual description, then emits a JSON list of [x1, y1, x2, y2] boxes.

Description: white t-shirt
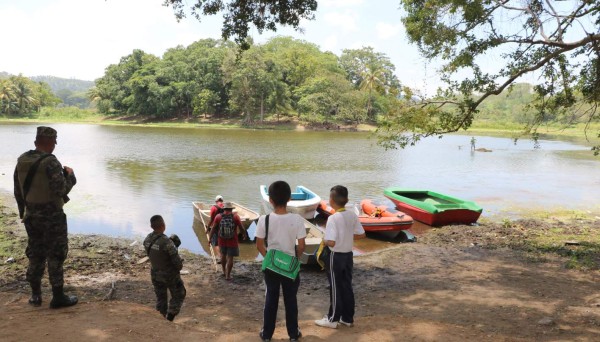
[[324, 210, 365, 253], [256, 213, 307, 257]]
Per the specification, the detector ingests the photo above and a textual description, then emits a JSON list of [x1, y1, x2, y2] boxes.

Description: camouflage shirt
[[14, 150, 76, 217], [144, 232, 183, 282]]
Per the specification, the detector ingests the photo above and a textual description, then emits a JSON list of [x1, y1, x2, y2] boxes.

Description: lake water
[[1, 123, 599, 255]]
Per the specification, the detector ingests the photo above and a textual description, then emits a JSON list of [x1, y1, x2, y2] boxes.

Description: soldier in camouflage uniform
[[144, 215, 186, 321], [13, 126, 78, 308]]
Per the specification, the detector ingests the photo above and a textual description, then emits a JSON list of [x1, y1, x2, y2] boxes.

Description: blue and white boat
[[259, 185, 321, 219]]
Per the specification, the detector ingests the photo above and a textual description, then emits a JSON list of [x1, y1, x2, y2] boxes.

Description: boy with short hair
[[255, 181, 307, 342], [315, 185, 365, 329], [143, 215, 186, 321], [209, 202, 244, 280]]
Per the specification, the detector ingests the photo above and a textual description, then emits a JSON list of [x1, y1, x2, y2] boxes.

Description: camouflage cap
[[36, 126, 57, 138]]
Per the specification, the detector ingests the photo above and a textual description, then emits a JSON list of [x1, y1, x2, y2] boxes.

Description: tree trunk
[[260, 94, 264, 123], [366, 88, 372, 118]]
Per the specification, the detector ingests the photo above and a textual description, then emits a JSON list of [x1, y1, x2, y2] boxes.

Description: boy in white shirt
[[256, 181, 307, 341], [315, 185, 365, 329]]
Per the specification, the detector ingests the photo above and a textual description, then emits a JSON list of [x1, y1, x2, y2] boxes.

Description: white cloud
[[323, 11, 359, 32], [320, 34, 339, 52], [0, 0, 220, 80], [376, 22, 402, 40], [320, 0, 365, 8]]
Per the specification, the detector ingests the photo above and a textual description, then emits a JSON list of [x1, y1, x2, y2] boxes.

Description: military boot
[[28, 282, 42, 307], [49, 286, 78, 309]]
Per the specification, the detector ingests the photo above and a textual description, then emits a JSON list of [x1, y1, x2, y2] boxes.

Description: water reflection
[[0, 123, 599, 254]]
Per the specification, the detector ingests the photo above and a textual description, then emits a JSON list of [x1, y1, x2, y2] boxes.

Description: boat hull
[[299, 218, 324, 265], [260, 185, 321, 219], [383, 188, 482, 226], [359, 199, 414, 238]]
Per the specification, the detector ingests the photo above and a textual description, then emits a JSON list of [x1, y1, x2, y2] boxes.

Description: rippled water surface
[[1, 123, 599, 254]]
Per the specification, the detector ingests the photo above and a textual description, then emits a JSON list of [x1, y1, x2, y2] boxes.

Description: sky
[[0, 0, 447, 95]]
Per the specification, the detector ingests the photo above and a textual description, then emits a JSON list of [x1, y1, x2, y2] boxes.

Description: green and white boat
[[383, 188, 483, 226]]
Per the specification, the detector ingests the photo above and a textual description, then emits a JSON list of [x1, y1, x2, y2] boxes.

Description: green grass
[[503, 219, 600, 270], [0, 208, 27, 273], [468, 121, 600, 146], [1, 106, 105, 123]]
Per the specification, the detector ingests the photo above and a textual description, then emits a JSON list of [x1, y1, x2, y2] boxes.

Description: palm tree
[[12, 77, 37, 115], [359, 63, 385, 119], [0, 80, 16, 114]]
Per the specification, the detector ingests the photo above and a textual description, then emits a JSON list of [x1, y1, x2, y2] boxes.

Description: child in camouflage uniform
[[144, 215, 186, 321]]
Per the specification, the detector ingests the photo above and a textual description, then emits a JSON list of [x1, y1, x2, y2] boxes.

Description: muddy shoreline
[[1, 193, 599, 341]]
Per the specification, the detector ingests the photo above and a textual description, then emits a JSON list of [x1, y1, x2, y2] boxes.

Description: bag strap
[[22, 154, 53, 202], [146, 234, 162, 256], [264, 214, 270, 247]]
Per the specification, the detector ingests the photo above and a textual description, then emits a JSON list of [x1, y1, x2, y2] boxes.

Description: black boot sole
[[28, 298, 42, 307], [50, 298, 78, 309]]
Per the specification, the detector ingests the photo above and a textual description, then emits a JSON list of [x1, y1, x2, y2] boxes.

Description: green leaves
[[164, 0, 317, 48], [387, 0, 600, 153], [0, 75, 59, 116]]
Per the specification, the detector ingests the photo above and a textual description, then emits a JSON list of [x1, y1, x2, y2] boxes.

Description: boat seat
[[291, 193, 308, 200]]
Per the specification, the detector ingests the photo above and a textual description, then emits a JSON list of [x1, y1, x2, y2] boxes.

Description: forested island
[[1, 37, 597, 141]]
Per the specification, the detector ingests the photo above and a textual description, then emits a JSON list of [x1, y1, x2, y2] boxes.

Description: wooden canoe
[[299, 218, 324, 265]]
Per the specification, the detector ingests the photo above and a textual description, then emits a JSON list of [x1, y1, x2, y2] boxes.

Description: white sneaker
[[315, 317, 338, 329], [339, 319, 354, 327]]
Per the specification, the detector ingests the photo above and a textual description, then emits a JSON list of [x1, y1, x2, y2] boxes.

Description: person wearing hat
[[209, 201, 244, 280], [13, 126, 78, 308], [208, 195, 225, 260], [143, 215, 186, 321]]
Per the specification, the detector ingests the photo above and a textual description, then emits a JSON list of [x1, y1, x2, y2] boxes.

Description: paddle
[[199, 209, 219, 272]]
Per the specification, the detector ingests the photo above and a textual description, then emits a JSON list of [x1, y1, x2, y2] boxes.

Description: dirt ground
[[1, 201, 599, 341]]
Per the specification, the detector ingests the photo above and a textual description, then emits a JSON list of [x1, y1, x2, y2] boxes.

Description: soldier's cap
[[36, 126, 57, 139], [215, 195, 224, 202], [222, 202, 235, 210], [169, 234, 181, 248]]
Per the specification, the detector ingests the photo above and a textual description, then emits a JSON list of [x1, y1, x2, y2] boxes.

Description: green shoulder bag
[[260, 214, 301, 280]]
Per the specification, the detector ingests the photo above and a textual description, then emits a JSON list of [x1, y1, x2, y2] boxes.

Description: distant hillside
[[1, 72, 95, 109], [29, 75, 94, 93]]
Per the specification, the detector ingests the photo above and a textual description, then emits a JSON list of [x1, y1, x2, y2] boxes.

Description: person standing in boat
[[255, 181, 306, 341], [315, 185, 365, 329], [208, 195, 224, 260], [208, 202, 244, 280]]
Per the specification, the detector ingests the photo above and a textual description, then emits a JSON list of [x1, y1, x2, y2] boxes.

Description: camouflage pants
[[152, 275, 186, 316], [24, 211, 69, 288]]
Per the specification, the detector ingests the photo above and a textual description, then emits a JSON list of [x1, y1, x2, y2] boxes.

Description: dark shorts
[[220, 246, 239, 257]]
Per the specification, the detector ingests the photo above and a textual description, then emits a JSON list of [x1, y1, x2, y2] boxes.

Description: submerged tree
[[378, 0, 600, 154]]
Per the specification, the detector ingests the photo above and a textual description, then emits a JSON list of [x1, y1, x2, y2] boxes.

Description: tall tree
[[340, 47, 401, 119], [263, 36, 344, 113], [0, 79, 15, 114], [223, 47, 268, 122], [164, 0, 318, 49], [11, 75, 38, 114], [378, 0, 600, 154]]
